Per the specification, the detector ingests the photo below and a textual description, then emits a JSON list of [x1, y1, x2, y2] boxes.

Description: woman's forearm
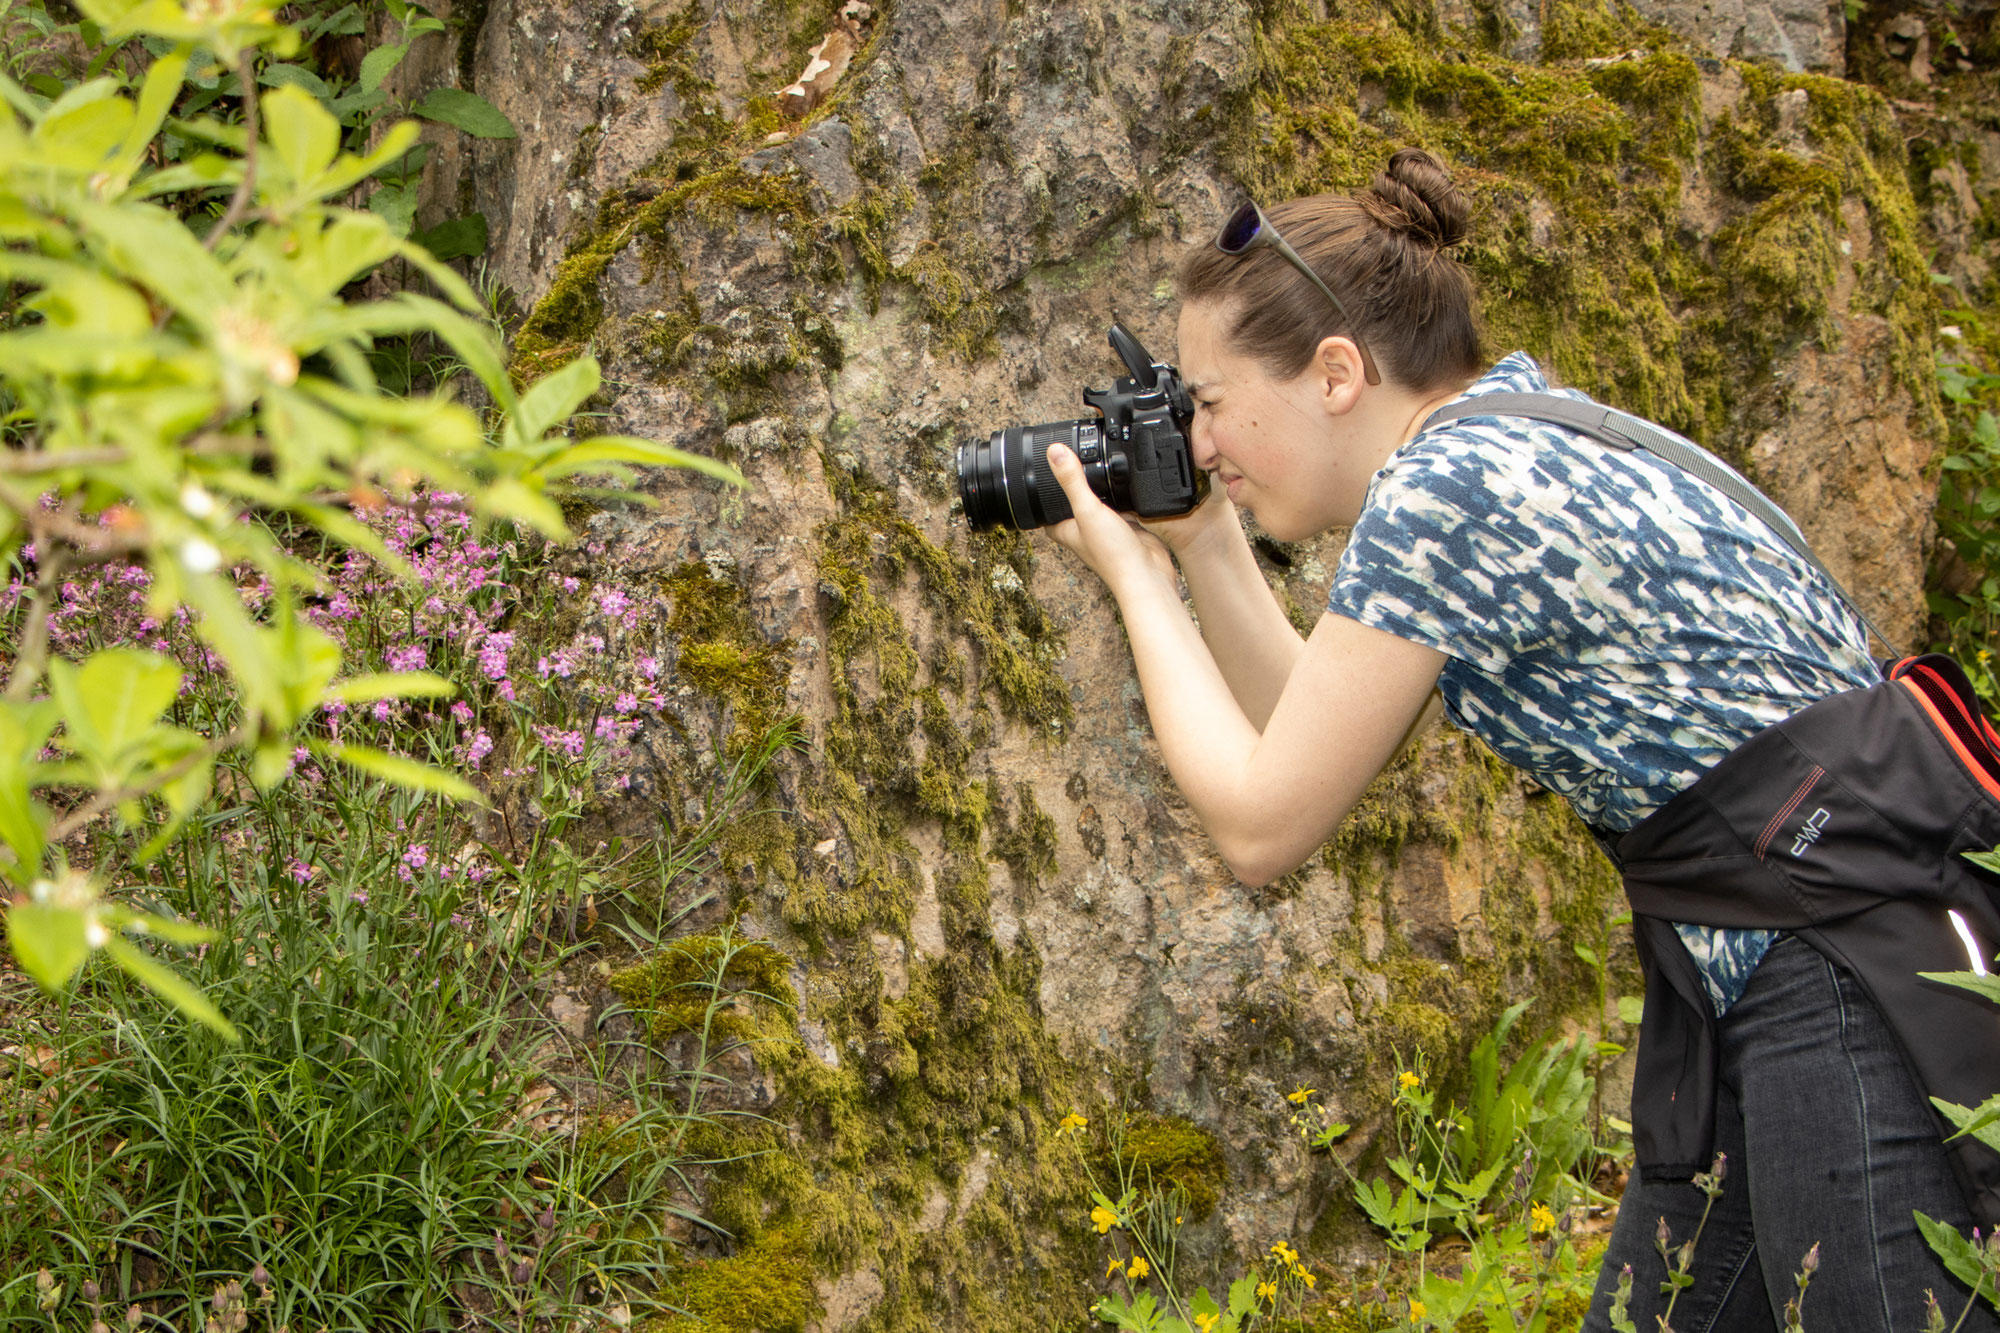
[[1107, 564, 1264, 835], [1172, 514, 1308, 729]]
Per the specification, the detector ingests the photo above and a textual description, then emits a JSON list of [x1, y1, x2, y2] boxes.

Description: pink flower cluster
[[3, 492, 689, 904]]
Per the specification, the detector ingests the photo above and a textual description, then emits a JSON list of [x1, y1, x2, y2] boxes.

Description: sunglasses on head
[[1215, 201, 1382, 386]]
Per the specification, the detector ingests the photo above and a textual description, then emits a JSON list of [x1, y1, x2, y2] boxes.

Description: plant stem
[[204, 50, 261, 250], [1948, 1273, 1991, 1333], [1659, 1190, 1720, 1330], [4, 531, 64, 701]]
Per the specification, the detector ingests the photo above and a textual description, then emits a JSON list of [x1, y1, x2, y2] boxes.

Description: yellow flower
[[1174, 1216, 1183, 1225], [1409, 1298, 1427, 1322], [1091, 1205, 1118, 1235], [1195, 1315, 1219, 1333], [1301, 1271, 1317, 1290], [1127, 1256, 1150, 1279], [1287, 1086, 1316, 1104], [1398, 1070, 1421, 1090], [1060, 1112, 1089, 1133], [1531, 1202, 1556, 1234], [1256, 1281, 1277, 1300], [1107, 1256, 1122, 1277]]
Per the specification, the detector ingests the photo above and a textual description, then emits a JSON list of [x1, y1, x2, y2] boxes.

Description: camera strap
[[1418, 392, 1900, 656]]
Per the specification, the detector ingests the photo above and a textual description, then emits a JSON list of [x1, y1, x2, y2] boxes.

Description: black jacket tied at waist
[[1606, 654, 2000, 1228]]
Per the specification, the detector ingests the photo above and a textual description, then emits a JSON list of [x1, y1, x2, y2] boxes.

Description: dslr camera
[[956, 323, 1207, 532]]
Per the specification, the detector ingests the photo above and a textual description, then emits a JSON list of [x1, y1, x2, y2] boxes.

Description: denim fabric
[[1584, 935, 2000, 1332]]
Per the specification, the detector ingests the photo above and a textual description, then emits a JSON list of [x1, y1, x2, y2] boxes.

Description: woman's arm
[[1145, 496, 1308, 729], [1045, 445, 1446, 885]]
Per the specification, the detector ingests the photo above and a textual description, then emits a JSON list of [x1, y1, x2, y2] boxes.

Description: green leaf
[[1919, 968, 2000, 1006], [412, 86, 515, 138], [369, 292, 512, 405], [412, 211, 487, 261], [73, 649, 182, 757], [1617, 994, 1646, 1025], [7, 901, 91, 991], [535, 435, 747, 488], [1915, 1210, 1995, 1303], [358, 42, 407, 94], [1226, 1276, 1257, 1321], [1934, 1093, 2000, 1154], [0, 701, 56, 880], [366, 180, 417, 236], [132, 753, 214, 862], [102, 934, 236, 1040], [481, 477, 569, 539], [327, 744, 482, 803], [508, 353, 600, 448], [1573, 942, 1600, 968], [311, 117, 419, 198], [309, 4, 365, 38], [259, 62, 331, 98], [109, 909, 216, 946], [262, 83, 341, 188], [327, 672, 456, 703], [111, 44, 188, 178]]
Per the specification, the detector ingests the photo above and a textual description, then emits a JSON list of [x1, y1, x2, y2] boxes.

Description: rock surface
[[440, 0, 1974, 1324]]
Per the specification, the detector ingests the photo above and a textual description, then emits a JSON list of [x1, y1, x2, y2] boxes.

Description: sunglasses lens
[[1218, 203, 1261, 253]]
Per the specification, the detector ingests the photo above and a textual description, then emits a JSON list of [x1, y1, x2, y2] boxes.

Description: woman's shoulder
[[1391, 354, 1638, 478]]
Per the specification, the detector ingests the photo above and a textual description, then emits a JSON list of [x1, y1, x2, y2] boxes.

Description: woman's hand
[[1043, 443, 1177, 595], [1138, 482, 1238, 561]]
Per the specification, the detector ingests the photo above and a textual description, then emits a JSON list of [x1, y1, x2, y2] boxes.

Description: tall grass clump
[[0, 501, 789, 1329]]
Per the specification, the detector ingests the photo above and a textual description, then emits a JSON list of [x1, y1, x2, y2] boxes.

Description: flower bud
[[84, 1280, 101, 1303], [537, 1205, 556, 1235], [1656, 1216, 1672, 1249], [493, 1231, 510, 1265], [1801, 1242, 1820, 1275], [512, 1258, 535, 1286], [251, 1265, 270, 1291], [1712, 1152, 1728, 1183]]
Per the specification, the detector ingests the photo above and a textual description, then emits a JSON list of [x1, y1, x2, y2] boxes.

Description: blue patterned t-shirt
[[1326, 352, 1880, 1014]]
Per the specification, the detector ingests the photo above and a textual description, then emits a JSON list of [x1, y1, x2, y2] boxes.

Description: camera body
[[956, 324, 1207, 532]]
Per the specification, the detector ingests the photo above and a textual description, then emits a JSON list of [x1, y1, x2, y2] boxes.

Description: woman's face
[[1174, 301, 1383, 540]]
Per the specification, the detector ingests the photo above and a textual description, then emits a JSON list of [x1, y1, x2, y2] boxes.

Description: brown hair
[[1176, 148, 1482, 395]]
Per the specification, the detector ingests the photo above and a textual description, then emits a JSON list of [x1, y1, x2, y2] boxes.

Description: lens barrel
[[956, 418, 1107, 531]]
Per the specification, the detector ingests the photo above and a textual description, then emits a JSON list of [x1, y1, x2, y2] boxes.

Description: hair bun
[[1362, 147, 1470, 251]]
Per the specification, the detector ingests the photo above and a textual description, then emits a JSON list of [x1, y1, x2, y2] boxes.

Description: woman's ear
[[1314, 335, 1368, 416]]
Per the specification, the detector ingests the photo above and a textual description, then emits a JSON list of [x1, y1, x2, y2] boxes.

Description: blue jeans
[[1584, 934, 2000, 1332]]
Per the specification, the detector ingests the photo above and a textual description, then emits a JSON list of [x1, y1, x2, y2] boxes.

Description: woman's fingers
[[1045, 443, 1102, 520]]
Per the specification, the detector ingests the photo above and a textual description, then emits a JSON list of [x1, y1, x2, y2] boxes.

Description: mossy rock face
[[459, 0, 1971, 1325]]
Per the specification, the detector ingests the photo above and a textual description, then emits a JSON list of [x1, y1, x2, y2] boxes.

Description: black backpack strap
[[1420, 392, 1900, 655]]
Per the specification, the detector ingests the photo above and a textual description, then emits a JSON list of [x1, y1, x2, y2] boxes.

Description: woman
[[1040, 147, 1999, 1331]]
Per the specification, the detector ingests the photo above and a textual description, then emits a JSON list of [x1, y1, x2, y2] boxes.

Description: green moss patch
[[1105, 1115, 1229, 1222], [608, 934, 797, 1043], [649, 1222, 819, 1333]]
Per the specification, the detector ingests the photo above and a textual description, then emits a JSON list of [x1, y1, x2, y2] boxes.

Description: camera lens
[[956, 420, 1093, 531]]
